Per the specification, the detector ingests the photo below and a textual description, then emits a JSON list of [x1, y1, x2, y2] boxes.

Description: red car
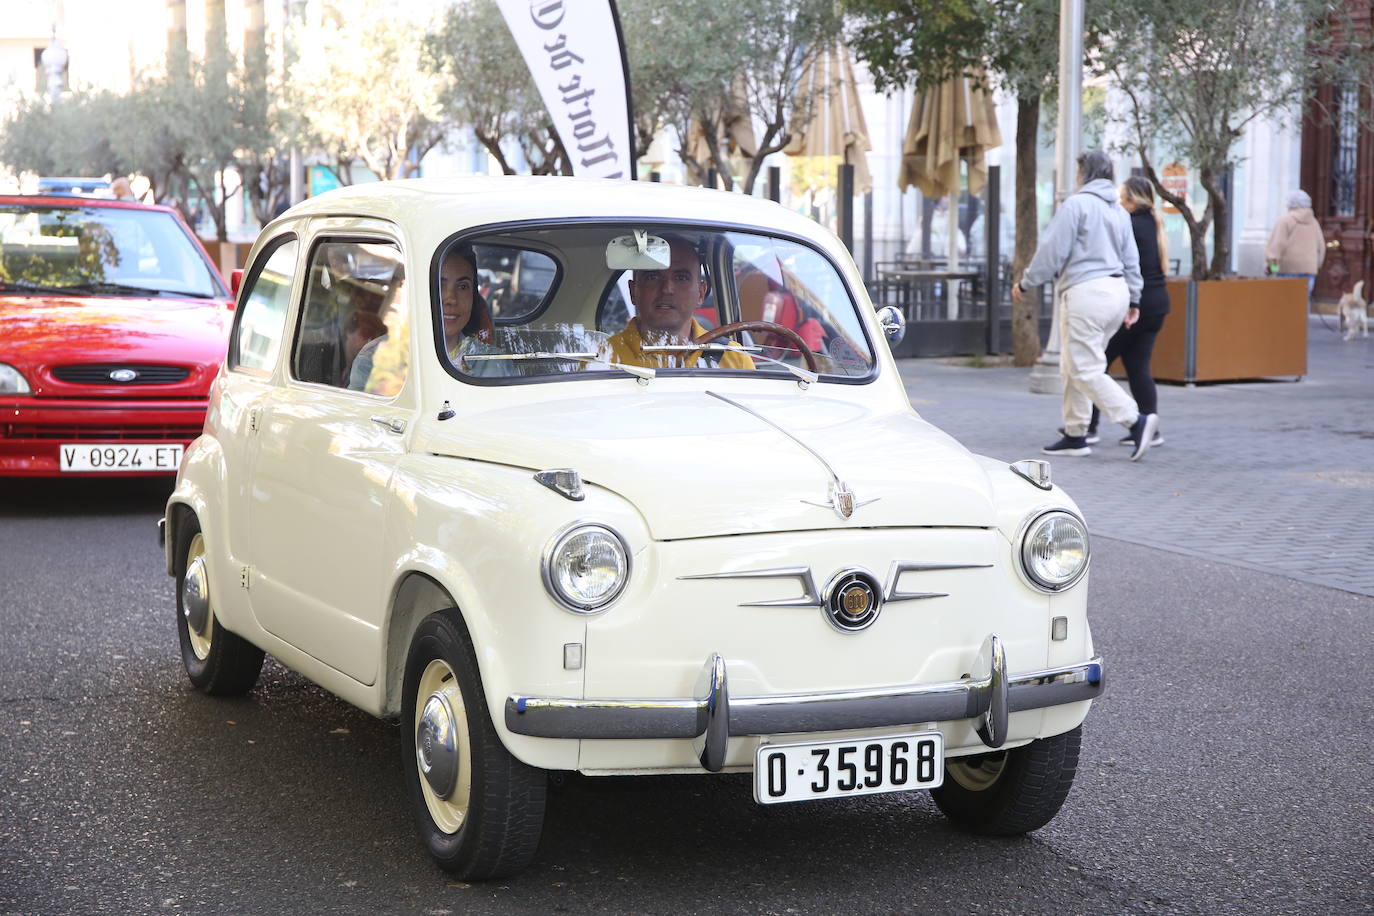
[[0, 195, 232, 476]]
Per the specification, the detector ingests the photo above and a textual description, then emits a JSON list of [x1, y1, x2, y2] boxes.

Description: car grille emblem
[[824, 569, 881, 631], [108, 368, 138, 382]]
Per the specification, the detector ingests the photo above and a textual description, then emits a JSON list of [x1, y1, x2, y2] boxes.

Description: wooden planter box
[[198, 239, 255, 282], [1151, 277, 1308, 384]]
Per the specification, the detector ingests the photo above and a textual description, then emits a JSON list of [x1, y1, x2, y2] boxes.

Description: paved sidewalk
[[897, 316, 1374, 597]]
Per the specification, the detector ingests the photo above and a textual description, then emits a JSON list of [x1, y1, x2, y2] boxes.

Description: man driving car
[[607, 236, 753, 370]]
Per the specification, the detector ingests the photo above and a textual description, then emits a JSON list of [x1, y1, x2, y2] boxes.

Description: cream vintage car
[[161, 177, 1103, 879]]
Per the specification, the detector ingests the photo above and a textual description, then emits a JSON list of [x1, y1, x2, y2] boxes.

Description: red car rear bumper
[[0, 398, 207, 477]]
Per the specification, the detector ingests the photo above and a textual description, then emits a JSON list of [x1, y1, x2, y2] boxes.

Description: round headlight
[[542, 524, 630, 612], [1019, 510, 1089, 592]]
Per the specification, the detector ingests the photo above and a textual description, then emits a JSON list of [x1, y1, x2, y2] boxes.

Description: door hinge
[[248, 408, 259, 433], [240, 566, 251, 589]]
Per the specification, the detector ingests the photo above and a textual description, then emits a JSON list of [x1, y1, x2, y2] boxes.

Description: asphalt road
[[1, 478, 1371, 916]]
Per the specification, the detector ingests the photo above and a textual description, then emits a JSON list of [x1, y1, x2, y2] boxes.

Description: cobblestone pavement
[[897, 316, 1374, 597]]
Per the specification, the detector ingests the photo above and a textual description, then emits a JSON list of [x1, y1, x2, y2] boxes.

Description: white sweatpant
[[1058, 276, 1139, 435]]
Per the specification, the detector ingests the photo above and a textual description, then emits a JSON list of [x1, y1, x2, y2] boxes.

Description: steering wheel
[[693, 320, 818, 372]]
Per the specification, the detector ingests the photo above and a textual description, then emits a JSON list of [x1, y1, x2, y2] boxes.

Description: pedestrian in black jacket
[[1088, 176, 1170, 448]]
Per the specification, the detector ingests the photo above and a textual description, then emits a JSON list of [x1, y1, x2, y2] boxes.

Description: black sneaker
[[1128, 414, 1160, 461], [1118, 430, 1165, 447], [1059, 426, 1100, 445], [1043, 435, 1092, 456]]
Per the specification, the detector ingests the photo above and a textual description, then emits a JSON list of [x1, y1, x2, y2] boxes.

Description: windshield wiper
[[463, 351, 657, 381], [0, 280, 82, 295], [641, 343, 819, 385], [64, 281, 217, 299]]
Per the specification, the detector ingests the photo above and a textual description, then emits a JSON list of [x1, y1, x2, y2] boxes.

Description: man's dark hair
[[1076, 149, 1114, 184]]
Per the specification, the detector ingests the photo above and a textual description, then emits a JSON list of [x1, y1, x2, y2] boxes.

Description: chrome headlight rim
[[1015, 507, 1090, 594], [540, 521, 631, 614], [0, 362, 32, 395]]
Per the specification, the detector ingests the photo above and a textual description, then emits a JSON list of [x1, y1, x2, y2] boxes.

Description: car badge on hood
[[706, 391, 878, 521]]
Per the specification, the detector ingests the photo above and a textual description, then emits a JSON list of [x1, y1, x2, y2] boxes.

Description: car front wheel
[[175, 516, 265, 696], [402, 609, 546, 879], [930, 726, 1082, 834]]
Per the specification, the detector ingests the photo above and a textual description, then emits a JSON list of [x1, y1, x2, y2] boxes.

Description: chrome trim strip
[[504, 646, 1104, 749], [883, 561, 991, 603], [680, 561, 992, 609], [677, 566, 821, 608], [705, 390, 870, 519]]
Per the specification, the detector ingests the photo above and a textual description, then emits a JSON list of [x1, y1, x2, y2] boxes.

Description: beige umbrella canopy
[[684, 82, 757, 188], [785, 41, 873, 194], [898, 71, 1002, 198]]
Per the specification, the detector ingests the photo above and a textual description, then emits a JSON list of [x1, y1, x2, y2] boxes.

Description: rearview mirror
[[606, 231, 671, 271]]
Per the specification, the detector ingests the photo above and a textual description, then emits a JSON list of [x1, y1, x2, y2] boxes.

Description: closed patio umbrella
[[684, 82, 757, 188], [899, 70, 1002, 198], [899, 71, 1002, 317], [785, 41, 873, 194]]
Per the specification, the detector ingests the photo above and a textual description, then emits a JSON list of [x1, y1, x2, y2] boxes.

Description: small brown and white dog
[[1338, 280, 1367, 340]]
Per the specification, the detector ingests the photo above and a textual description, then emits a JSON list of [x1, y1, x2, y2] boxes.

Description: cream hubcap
[[182, 533, 213, 660], [947, 751, 1008, 792], [414, 658, 472, 833]]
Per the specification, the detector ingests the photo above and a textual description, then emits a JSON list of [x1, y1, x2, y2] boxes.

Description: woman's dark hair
[[1076, 149, 1114, 184], [442, 243, 492, 339]]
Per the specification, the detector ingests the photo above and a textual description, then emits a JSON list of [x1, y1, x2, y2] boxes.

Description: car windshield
[[436, 223, 876, 383], [0, 203, 221, 299]]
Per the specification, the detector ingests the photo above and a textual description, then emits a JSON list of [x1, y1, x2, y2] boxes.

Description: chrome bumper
[[505, 634, 1104, 772]]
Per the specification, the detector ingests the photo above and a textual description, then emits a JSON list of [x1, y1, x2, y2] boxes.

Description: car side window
[[229, 235, 298, 375], [294, 239, 408, 396]]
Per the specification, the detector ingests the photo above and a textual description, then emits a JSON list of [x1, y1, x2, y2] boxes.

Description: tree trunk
[[1011, 95, 1041, 367], [1202, 166, 1230, 279]]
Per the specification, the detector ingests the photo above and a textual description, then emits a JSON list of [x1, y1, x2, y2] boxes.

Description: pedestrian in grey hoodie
[[1011, 150, 1159, 460]]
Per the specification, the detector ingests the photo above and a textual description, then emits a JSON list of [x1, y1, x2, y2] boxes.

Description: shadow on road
[[0, 476, 174, 518]]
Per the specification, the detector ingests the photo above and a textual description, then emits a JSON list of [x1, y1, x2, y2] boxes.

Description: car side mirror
[[229, 269, 244, 305], [876, 305, 905, 345]]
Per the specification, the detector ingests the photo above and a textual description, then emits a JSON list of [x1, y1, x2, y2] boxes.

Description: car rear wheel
[[930, 726, 1082, 835], [402, 609, 546, 879], [175, 517, 264, 696]]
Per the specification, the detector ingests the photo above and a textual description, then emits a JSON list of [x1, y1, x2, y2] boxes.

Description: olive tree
[[844, 0, 1065, 366], [288, 1, 447, 182], [618, 0, 842, 193], [1098, 0, 1374, 279], [425, 0, 570, 176]]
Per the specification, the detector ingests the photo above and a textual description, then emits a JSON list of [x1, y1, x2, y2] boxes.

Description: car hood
[[422, 389, 996, 539], [0, 294, 231, 393]]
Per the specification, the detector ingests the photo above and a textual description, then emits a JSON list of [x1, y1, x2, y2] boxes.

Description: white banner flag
[[495, 0, 636, 180]]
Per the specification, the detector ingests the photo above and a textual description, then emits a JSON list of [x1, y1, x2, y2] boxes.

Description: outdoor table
[[878, 268, 982, 318]]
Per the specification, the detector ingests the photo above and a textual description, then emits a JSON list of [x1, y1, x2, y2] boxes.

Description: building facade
[[1301, 0, 1373, 300]]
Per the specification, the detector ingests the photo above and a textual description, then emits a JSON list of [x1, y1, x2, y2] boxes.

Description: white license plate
[[59, 443, 184, 473], [754, 732, 943, 804]]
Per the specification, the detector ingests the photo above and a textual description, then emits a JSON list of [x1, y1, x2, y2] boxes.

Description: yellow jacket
[[607, 318, 754, 370]]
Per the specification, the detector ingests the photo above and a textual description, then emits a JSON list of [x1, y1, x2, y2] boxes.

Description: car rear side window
[[230, 236, 298, 375], [294, 239, 408, 396]]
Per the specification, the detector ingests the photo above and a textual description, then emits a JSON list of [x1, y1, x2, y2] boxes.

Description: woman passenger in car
[[349, 244, 504, 390]]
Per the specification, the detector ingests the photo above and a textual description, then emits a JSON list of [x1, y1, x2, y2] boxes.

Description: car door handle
[[370, 416, 406, 435]]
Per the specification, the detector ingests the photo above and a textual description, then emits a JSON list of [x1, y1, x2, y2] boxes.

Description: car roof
[[270, 176, 843, 257], [0, 194, 179, 215]]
